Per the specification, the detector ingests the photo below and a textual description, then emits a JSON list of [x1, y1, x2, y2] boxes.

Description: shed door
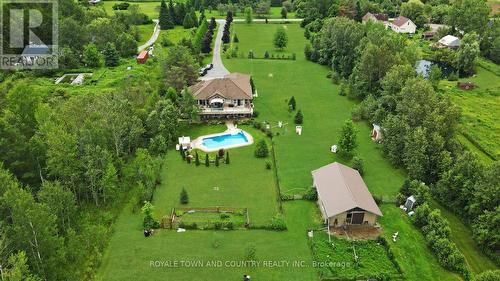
[[351, 213, 364, 224]]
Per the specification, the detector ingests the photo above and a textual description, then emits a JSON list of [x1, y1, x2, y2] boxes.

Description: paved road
[[201, 19, 230, 80], [138, 20, 160, 52]]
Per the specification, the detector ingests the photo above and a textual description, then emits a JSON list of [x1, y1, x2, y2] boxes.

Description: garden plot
[[310, 232, 401, 280]]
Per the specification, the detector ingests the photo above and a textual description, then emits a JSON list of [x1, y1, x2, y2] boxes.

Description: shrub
[[220, 213, 230, 220], [264, 51, 270, 59], [245, 244, 257, 261], [303, 187, 318, 201], [205, 154, 209, 166], [141, 201, 159, 229], [195, 151, 200, 166], [225, 151, 230, 164], [252, 110, 260, 118], [214, 222, 223, 230], [352, 156, 364, 175], [294, 110, 303, 124], [180, 188, 189, 204], [215, 155, 220, 166], [248, 50, 254, 59], [269, 214, 287, 230], [255, 139, 269, 158], [265, 161, 272, 169], [179, 222, 197, 229], [233, 33, 239, 43], [288, 96, 296, 110], [225, 221, 234, 230], [475, 270, 500, 281]]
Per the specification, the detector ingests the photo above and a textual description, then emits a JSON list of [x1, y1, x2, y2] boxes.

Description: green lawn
[[439, 61, 500, 162], [154, 125, 279, 225], [97, 20, 492, 281], [203, 7, 296, 19], [224, 22, 461, 281], [97, 200, 318, 281], [159, 26, 196, 44], [225, 23, 406, 199], [102, 1, 162, 18], [136, 23, 156, 46], [379, 204, 461, 281]]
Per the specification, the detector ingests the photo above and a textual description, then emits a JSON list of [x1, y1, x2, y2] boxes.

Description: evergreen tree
[[168, 0, 176, 23], [159, 0, 174, 29], [191, 9, 199, 27], [103, 42, 120, 67], [245, 7, 253, 23], [195, 151, 200, 166], [222, 22, 231, 43], [215, 155, 220, 166], [183, 12, 195, 28], [233, 33, 239, 43], [180, 188, 189, 204], [255, 140, 269, 158], [355, 1, 362, 22], [288, 96, 296, 110], [281, 7, 288, 19], [294, 110, 303, 124], [225, 151, 230, 164], [205, 154, 209, 166], [201, 31, 213, 53]]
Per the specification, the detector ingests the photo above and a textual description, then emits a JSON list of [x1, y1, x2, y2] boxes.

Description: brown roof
[[392, 16, 410, 27], [312, 162, 383, 218], [188, 73, 252, 100], [362, 12, 388, 22]]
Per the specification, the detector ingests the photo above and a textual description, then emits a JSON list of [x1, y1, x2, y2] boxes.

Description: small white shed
[[405, 195, 416, 210], [371, 124, 383, 142], [178, 136, 191, 150]]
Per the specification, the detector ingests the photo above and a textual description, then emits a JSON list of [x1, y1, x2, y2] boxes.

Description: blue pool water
[[202, 132, 249, 149]]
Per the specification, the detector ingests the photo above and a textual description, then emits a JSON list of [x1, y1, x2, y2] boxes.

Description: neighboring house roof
[[438, 35, 460, 47], [362, 12, 388, 22], [137, 50, 148, 59], [189, 73, 252, 100], [21, 44, 50, 55], [312, 162, 383, 218], [392, 16, 411, 27]]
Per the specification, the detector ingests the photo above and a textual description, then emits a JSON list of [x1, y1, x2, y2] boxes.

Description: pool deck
[[191, 124, 254, 152]]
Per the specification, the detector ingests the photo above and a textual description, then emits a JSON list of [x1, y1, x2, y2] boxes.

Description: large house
[[389, 16, 416, 34], [312, 162, 383, 227], [188, 73, 253, 118]]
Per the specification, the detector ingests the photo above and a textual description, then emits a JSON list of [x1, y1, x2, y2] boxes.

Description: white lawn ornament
[[308, 231, 314, 238], [278, 121, 283, 128], [176, 144, 180, 151], [392, 232, 399, 242], [266, 124, 271, 130], [295, 126, 302, 135], [408, 211, 415, 216], [177, 228, 186, 233], [331, 145, 338, 153]]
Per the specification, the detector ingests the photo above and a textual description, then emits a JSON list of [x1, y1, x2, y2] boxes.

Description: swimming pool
[[202, 132, 249, 150]]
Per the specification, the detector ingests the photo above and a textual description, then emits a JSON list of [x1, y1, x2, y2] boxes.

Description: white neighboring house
[[389, 16, 417, 34], [438, 35, 461, 49]]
